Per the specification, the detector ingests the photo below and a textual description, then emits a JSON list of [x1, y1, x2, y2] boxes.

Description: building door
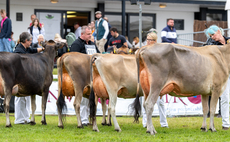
[[35, 10, 90, 40]]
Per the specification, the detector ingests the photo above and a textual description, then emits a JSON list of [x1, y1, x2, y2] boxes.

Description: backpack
[[66, 32, 76, 48]]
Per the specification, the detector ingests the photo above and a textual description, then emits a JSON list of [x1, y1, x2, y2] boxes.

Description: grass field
[[0, 114, 229, 142]]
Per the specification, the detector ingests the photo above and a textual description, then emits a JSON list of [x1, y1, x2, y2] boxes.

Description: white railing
[[177, 28, 230, 46]]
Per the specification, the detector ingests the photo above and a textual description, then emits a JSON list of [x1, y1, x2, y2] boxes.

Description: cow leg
[[30, 95, 36, 125], [92, 95, 99, 132], [106, 100, 112, 126], [73, 93, 83, 128], [109, 95, 121, 132], [4, 91, 12, 127], [101, 98, 107, 125], [201, 95, 209, 132], [145, 91, 159, 135], [41, 90, 49, 125], [57, 100, 64, 128], [209, 92, 220, 132]]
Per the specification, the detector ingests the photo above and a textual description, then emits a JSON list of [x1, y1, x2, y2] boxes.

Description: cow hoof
[[146, 130, 156, 135], [58, 126, 64, 129], [93, 129, 99, 132], [5, 124, 12, 128], [101, 123, 106, 126], [200, 127, 207, 132], [209, 128, 217, 132], [77, 125, 84, 128], [107, 123, 112, 126], [115, 129, 121, 132], [29, 121, 36, 125], [41, 121, 47, 125]]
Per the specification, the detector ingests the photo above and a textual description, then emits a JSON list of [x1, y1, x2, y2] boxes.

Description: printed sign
[[85, 45, 97, 55], [38, 12, 61, 41], [32, 82, 219, 116]]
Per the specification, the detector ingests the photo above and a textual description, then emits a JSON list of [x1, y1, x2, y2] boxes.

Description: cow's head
[[41, 40, 66, 51]]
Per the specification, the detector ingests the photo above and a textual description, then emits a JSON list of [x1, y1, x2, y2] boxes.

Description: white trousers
[[80, 97, 89, 124], [221, 76, 230, 128], [14, 96, 31, 124], [142, 96, 168, 127]]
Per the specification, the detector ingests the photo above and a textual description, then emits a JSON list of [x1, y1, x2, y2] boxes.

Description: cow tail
[[57, 56, 67, 121], [132, 50, 142, 123], [89, 55, 97, 123]]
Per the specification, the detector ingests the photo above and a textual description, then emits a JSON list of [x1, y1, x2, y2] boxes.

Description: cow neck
[[219, 44, 230, 74], [43, 46, 56, 67]]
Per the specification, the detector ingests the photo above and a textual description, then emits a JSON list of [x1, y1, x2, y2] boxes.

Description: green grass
[[0, 114, 229, 142], [53, 68, 57, 75]]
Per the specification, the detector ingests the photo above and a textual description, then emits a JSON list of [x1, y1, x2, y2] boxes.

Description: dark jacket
[[14, 43, 38, 54], [205, 36, 230, 45], [70, 37, 100, 54], [0, 18, 12, 39]]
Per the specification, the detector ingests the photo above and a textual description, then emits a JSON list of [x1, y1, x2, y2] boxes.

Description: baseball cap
[[95, 11, 102, 15]]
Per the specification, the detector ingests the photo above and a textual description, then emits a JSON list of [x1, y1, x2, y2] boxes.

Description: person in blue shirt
[[161, 18, 177, 43], [0, 9, 12, 52]]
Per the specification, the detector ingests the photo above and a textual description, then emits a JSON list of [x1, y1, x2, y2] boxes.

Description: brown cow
[[56, 52, 111, 128], [89, 53, 143, 132], [0, 40, 64, 127], [133, 43, 230, 135]]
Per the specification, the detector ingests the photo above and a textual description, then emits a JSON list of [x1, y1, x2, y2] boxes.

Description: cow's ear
[[41, 41, 46, 47], [55, 42, 65, 49]]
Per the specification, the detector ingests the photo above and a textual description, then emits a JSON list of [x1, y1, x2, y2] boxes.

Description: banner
[[38, 12, 61, 41], [33, 81, 219, 116]]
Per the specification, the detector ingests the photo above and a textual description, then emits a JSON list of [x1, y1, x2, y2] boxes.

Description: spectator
[[103, 17, 112, 51], [31, 34, 44, 49], [161, 18, 177, 43], [28, 18, 45, 44], [94, 11, 109, 53], [205, 25, 230, 130], [142, 31, 168, 128], [14, 32, 44, 124], [10, 32, 15, 52], [90, 21, 96, 43], [132, 36, 140, 48], [70, 26, 100, 126], [125, 36, 133, 49], [30, 14, 43, 27], [0, 9, 12, 52], [74, 22, 81, 39], [108, 27, 127, 49]]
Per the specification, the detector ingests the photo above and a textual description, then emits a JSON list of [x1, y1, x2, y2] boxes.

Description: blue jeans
[[0, 38, 12, 52]]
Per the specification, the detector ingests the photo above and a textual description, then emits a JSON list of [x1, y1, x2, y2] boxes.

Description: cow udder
[[140, 68, 150, 97], [93, 75, 109, 99], [59, 67, 75, 96]]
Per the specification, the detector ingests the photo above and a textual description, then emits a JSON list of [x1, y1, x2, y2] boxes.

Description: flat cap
[[95, 11, 102, 15]]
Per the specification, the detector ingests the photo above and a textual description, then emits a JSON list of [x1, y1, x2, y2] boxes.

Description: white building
[[0, 0, 227, 44]]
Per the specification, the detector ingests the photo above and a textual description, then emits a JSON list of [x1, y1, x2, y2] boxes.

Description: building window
[[206, 13, 222, 21], [16, 13, 23, 21], [173, 19, 184, 30]]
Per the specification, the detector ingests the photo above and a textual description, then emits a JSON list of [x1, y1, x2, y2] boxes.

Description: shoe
[[162, 126, 169, 128], [16, 122, 26, 124], [82, 123, 88, 126], [222, 126, 229, 130]]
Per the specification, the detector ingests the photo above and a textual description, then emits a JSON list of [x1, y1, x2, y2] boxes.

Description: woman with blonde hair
[[132, 36, 140, 48], [142, 30, 168, 129]]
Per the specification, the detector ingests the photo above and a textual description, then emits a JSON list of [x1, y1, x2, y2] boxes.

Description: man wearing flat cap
[[94, 11, 109, 53]]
